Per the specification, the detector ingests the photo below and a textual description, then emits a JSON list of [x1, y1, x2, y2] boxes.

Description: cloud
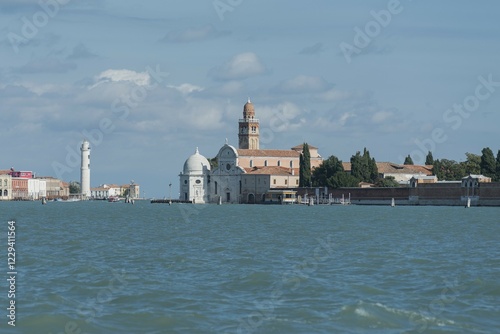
[[299, 42, 325, 55], [315, 88, 352, 102], [167, 83, 204, 95], [272, 75, 332, 94], [372, 111, 393, 123], [13, 58, 77, 74], [208, 52, 267, 81], [66, 43, 98, 60], [91, 69, 152, 88], [194, 81, 244, 98], [161, 24, 230, 43]]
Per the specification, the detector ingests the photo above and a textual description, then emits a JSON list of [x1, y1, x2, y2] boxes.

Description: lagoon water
[[1, 201, 499, 333]]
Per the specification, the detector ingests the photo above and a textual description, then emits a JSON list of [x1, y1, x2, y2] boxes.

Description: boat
[[108, 196, 120, 202]]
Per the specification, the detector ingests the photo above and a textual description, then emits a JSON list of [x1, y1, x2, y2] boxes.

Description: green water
[[1, 201, 499, 333]]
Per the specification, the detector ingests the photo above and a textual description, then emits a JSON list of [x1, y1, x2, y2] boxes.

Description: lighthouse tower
[[80, 140, 91, 198]]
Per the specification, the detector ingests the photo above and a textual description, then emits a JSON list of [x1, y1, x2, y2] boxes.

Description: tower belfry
[[238, 99, 260, 149]]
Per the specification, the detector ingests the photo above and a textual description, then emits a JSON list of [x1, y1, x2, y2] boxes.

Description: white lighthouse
[[80, 140, 91, 199]]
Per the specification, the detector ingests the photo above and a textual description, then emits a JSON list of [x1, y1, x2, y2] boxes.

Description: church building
[[179, 100, 322, 204]]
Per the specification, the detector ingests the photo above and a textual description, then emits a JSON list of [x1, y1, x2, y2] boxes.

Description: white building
[[80, 140, 91, 198], [179, 148, 211, 203], [210, 144, 246, 204], [28, 179, 46, 200], [0, 174, 12, 200]]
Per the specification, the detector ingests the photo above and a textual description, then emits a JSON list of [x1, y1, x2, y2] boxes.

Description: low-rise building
[[0, 173, 12, 200], [28, 179, 47, 200]]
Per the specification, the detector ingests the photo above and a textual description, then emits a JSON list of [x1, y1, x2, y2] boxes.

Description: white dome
[[183, 148, 211, 174]]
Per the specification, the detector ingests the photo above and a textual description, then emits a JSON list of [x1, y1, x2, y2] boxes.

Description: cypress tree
[[480, 147, 496, 178], [496, 150, 500, 181], [425, 151, 434, 165], [299, 142, 311, 187], [404, 155, 414, 165]]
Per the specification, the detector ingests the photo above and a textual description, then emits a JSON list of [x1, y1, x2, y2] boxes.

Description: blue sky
[[1, 0, 499, 197]]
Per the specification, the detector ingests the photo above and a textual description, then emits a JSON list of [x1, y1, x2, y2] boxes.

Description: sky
[[1, 0, 500, 198]]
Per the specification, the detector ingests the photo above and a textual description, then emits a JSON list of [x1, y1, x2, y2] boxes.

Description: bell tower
[[238, 99, 260, 149]]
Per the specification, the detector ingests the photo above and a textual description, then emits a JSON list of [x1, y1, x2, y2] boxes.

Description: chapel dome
[[183, 148, 211, 174]]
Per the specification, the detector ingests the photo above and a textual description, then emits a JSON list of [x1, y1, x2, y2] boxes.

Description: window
[[290, 161, 293, 168], [296, 180, 299, 185], [250, 160, 253, 167], [285, 179, 287, 185], [184, 180, 188, 184], [215, 182, 218, 194], [264, 160, 268, 166], [277, 160, 281, 167], [195, 180, 201, 184], [273, 179, 276, 185]]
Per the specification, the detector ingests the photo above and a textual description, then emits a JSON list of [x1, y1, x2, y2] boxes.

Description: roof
[[0, 170, 12, 175], [238, 149, 300, 158], [343, 162, 433, 175], [291, 144, 318, 150], [244, 166, 299, 176], [462, 174, 491, 180]]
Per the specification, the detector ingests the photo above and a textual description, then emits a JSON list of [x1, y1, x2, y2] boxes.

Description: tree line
[[298, 143, 500, 188]]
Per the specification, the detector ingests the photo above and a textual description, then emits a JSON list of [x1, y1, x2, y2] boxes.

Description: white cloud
[[167, 83, 204, 95], [372, 111, 393, 123], [208, 52, 267, 81], [316, 88, 352, 102], [339, 112, 356, 126], [92, 69, 151, 88]]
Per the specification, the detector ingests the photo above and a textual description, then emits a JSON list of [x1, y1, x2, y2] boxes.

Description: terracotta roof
[[0, 170, 12, 175], [244, 166, 299, 176], [376, 162, 433, 175], [238, 149, 300, 158], [342, 162, 433, 175]]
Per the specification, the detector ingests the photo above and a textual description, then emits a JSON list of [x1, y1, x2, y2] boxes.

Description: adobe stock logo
[[213, 0, 243, 21], [7, 0, 71, 54], [405, 74, 500, 165], [339, 0, 406, 64]]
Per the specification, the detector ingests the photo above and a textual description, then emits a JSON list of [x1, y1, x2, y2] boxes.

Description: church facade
[[179, 100, 322, 204]]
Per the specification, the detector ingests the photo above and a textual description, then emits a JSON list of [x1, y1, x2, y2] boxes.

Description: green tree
[[299, 142, 311, 187], [327, 173, 360, 188], [404, 154, 414, 165], [480, 147, 496, 178], [69, 181, 81, 194], [425, 151, 434, 165], [369, 157, 379, 183], [209, 157, 218, 170], [433, 159, 465, 181], [312, 155, 344, 187], [496, 150, 500, 181], [374, 176, 400, 187], [461, 153, 481, 175], [350, 148, 378, 183]]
